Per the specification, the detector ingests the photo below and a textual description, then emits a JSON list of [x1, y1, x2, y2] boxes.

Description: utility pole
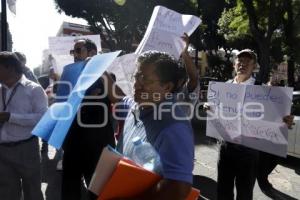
[[1, 0, 8, 51]]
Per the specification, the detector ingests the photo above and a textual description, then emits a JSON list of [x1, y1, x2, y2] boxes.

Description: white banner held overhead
[[107, 53, 138, 96], [135, 6, 201, 59]]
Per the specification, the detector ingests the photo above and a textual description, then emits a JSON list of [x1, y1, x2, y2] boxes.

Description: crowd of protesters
[[0, 34, 295, 200]]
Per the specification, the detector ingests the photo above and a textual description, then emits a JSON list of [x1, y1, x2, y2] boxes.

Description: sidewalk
[[192, 121, 300, 200], [39, 121, 300, 200]]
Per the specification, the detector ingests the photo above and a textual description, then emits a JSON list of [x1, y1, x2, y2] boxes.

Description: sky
[[6, 0, 87, 69]]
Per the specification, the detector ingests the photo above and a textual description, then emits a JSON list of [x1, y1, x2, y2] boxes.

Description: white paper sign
[[50, 54, 73, 75], [107, 53, 138, 96], [102, 6, 200, 95], [48, 35, 101, 55], [206, 81, 293, 157], [135, 6, 201, 59], [48, 35, 101, 75]]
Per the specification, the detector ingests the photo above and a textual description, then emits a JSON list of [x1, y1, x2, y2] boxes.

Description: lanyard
[[1, 83, 20, 111]]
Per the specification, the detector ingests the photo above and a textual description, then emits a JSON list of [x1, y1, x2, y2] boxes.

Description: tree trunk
[[241, 0, 285, 83], [257, 40, 271, 83], [284, 0, 295, 87]]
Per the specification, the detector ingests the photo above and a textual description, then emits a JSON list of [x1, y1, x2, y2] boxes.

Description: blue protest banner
[[31, 102, 68, 140], [32, 61, 86, 140], [32, 51, 121, 149], [47, 91, 83, 148]]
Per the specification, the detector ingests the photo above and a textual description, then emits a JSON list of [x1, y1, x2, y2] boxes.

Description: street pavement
[[40, 121, 300, 200], [192, 120, 300, 200]]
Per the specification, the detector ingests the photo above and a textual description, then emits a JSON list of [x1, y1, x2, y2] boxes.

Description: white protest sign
[[206, 81, 293, 157], [135, 6, 201, 59], [106, 6, 200, 90], [51, 54, 73, 75], [138, 29, 184, 60], [243, 85, 293, 122], [107, 53, 138, 96], [206, 82, 245, 142], [152, 7, 200, 35], [48, 35, 101, 55], [48, 35, 101, 75], [241, 119, 288, 156]]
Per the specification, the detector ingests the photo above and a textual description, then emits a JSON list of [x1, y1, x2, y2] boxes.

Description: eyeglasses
[[133, 73, 161, 85], [70, 47, 84, 55]]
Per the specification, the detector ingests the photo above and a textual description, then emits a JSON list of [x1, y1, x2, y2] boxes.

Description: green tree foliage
[[218, 2, 256, 50], [218, 0, 287, 83], [218, 0, 300, 84], [54, 0, 197, 52], [205, 53, 233, 81], [190, 0, 235, 80]]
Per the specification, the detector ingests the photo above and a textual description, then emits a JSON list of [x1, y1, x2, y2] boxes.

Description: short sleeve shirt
[[117, 97, 194, 184]]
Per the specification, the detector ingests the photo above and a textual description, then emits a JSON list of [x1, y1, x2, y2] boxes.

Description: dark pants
[[257, 151, 279, 190], [61, 125, 115, 200], [217, 143, 259, 200]]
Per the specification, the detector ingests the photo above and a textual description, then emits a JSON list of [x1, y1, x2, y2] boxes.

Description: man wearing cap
[[216, 49, 294, 200]]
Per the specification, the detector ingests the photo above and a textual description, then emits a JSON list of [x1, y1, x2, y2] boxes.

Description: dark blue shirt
[[55, 61, 86, 102], [117, 97, 194, 184]]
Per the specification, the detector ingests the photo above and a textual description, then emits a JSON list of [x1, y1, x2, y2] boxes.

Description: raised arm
[[181, 33, 198, 92]]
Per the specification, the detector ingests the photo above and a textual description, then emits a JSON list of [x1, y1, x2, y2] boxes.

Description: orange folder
[[98, 159, 200, 200]]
